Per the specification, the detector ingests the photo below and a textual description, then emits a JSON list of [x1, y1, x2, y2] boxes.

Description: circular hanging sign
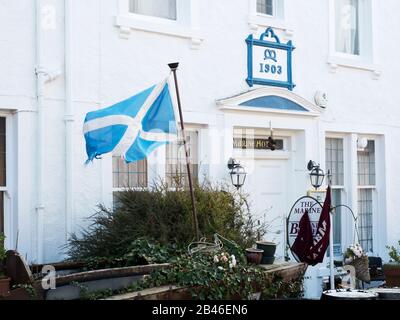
[[286, 196, 323, 262]]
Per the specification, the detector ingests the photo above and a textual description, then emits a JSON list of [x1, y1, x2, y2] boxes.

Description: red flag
[[306, 186, 332, 266], [291, 210, 313, 262]]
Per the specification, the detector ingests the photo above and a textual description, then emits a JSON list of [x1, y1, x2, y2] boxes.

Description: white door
[[240, 158, 289, 260]]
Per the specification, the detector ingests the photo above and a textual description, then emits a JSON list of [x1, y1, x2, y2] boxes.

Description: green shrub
[[67, 181, 264, 261], [387, 240, 400, 263]]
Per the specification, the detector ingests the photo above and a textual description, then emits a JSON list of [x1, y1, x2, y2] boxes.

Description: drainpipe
[[64, 0, 74, 244], [35, 0, 61, 263], [35, 0, 45, 263]]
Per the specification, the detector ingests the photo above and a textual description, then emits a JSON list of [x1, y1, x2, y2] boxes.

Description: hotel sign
[[233, 138, 283, 150], [246, 27, 295, 90], [286, 196, 323, 262]]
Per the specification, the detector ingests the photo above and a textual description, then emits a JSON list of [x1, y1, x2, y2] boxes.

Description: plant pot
[[246, 249, 264, 265], [383, 263, 400, 288], [256, 241, 276, 257], [349, 256, 370, 283], [261, 256, 275, 265], [0, 277, 11, 297]]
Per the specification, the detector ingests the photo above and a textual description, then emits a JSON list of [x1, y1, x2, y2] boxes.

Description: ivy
[[126, 251, 304, 300], [11, 284, 37, 298]]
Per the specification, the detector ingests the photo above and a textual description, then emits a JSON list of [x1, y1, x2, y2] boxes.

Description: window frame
[[328, 0, 380, 74], [0, 117, 5, 234], [116, 0, 204, 46], [248, 0, 290, 34], [356, 139, 376, 253], [165, 127, 200, 190], [129, 0, 178, 21], [325, 136, 346, 257], [112, 156, 149, 193], [0, 112, 15, 249], [256, 0, 277, 18], [334, 0, 362, 58]]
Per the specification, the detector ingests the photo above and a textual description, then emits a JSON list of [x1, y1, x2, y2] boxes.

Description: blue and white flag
[[83, 77, 178, 163]]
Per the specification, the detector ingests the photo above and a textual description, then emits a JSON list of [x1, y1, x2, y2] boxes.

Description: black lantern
[[228, 158, 247, 190], [307, 160, 325, 190]]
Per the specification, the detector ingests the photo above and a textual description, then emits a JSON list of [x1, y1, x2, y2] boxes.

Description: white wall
[[0, 0, 399, 265]]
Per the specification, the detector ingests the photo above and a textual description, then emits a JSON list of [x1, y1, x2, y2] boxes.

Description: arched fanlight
[[307, 160, 325, 190], [228, 158, 247, 190]]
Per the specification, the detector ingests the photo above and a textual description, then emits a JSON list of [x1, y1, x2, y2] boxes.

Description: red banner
[[306, 186, 332, 266], [291, 210, 313, 262]]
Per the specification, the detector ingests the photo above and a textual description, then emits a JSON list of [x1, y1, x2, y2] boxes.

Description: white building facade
[[1, 0, 400, 298]]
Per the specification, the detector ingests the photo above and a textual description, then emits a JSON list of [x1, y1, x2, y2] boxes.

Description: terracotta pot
[[383, 263, 400, 288], [0, 277, 11, 297], [246, 249, 264, 265]]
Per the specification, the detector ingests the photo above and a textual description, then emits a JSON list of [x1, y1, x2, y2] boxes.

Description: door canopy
[[217, 87, 323, 117]]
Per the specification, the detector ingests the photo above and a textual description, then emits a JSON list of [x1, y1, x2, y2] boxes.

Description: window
[[117, 0, 203, 46], [112, 157, 147, 189], [326, 138, 345, 256], [357, 189, 373, 252], [357, 140, 375, 252], [256, 0, 284, 19], [326, 138, 344, 186], [129, 0, 177, 20], [358, 140, 375, 186], [166, 130, 198, 188], [335, 0, 360, 55], [257, 0, 274, 16], [0, 117, 5, 233], [333, 0, 373, 60]]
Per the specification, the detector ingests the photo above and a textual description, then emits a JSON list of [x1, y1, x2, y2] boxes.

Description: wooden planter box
[[105, 262, 307, 300], [4, 250, 171, 301]]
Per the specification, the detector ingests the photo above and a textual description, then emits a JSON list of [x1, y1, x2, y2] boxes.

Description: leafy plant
[[71, 281, 114, 300], [79, 239, 182, 271], [386, 241, 400, 263], [67, 180, 264, 261], [127, 251, 304, 300], [73, 247, 304, 300], [344, 243, 366, 263], [124, 238, 179, 266], [11, 284, 37, 298]]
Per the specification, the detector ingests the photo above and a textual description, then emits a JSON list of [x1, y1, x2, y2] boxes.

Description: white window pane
[[112, 156, 147, 188], [335, 0, 360, 55], [357, 140, 375, 186], [166, 130, 199, 188], [130, 0, 177, 20], [325, 138, 344, 186], [358, 189, 373, 252], [257, 0, 274, 16]]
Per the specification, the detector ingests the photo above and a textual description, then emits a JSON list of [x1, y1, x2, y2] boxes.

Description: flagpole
[[168, 62, 200, 242], [328, 170, 335, 290]]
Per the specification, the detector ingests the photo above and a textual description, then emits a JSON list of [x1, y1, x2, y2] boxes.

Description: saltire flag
[[291, 210, 313, 263], [306, 186, 332, 266], [83, 77, 178, 163]]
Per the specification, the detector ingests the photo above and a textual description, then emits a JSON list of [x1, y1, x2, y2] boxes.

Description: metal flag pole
[[168, 62, 200, 242], [328, 170, 335, 290]]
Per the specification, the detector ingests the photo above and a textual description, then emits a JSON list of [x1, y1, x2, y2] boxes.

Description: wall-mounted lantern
[[307, 160, 325, 190], [228, 158, 247, 190]]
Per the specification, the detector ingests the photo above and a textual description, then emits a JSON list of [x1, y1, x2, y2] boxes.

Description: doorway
[[0, 117, 5, 234], [240, 158, 289, 260]]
